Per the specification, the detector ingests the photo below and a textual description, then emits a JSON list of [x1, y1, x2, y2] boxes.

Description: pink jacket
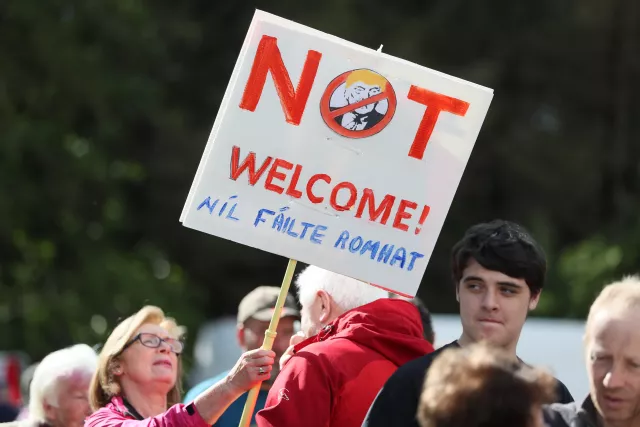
[[85, 396, 208, 427]]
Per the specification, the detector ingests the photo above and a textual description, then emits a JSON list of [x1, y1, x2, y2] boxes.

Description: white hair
[[296, 265, 387, 311], [29, 344, 98, 422], [585, 274, 640, 342]]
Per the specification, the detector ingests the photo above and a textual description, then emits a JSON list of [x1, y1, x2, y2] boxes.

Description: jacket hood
[[295, 298, 434, 366]]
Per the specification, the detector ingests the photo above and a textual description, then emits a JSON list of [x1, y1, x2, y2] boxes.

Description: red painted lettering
[[355, 189, 396, 225], [393, 199, 418, 231], [306, 174, 331, 203], [330, 182, 357, 212], [239, 35, 322, 126], [414, 205, 431, 235], [407, 86, 470, 160], [285, 164, 303, 198], [230, 146, 273, 185], [264, 159, 293, 194]]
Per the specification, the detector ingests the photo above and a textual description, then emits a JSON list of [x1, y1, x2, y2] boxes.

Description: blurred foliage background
[[0, 0, 638, 363]]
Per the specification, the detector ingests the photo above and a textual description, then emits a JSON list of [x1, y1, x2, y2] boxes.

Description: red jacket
[[255, 298, 434, 427]]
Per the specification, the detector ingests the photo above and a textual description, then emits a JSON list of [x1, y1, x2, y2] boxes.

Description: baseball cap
[[237, 286, 300, 324]]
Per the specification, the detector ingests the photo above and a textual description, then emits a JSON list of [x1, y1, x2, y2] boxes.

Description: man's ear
[[318, 290, 332, 324], [455, 284, 460, 303], [237, 324, 246, 348], [529, 290, 541, 310]]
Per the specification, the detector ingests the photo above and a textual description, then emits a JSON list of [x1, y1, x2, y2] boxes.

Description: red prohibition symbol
[[320, 69, 397, 139]]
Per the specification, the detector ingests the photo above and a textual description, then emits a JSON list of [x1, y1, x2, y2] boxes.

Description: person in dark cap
[[183, 286, 300, 427]]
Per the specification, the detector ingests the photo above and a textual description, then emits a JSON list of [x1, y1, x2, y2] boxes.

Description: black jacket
[[543, 396, 600, 427], [362, 341, 575, 427]]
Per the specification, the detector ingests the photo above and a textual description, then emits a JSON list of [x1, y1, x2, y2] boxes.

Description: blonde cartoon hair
[[345, 69, 387, 91]]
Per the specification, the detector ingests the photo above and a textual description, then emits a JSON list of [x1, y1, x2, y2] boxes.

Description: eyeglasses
[[122, 333, 184, 355]]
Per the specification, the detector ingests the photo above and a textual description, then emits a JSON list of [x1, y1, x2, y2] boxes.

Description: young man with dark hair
[[362, 220, 574, 427]]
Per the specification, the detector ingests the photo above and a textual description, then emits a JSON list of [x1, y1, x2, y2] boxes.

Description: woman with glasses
[[85, 305, 274, 427]]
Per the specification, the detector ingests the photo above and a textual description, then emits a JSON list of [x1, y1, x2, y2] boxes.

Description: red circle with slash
[[320, 69, 397, 139]]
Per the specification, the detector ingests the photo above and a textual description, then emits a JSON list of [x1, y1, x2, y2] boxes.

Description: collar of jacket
[[576, 396, 601, 427], [110, 395, 144, 420], [292, 324, 335, 354]]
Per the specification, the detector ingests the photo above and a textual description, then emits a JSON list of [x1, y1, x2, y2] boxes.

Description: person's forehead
[[56, 372, 91, 391], [461, 258, 526, 285], [588, 310, 640, 359], [136, 322, 170, 336], [590, 309, 640, 339]]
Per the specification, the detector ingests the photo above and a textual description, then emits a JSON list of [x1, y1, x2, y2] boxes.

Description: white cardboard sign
[[180, 10, 494, 297]]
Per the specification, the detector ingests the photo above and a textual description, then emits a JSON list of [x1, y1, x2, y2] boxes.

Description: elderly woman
[[2, 344, 97, 427], [85, 306, 274, 427]]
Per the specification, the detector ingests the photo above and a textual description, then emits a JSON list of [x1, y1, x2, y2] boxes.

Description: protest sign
[[180, 10, 494, 298]]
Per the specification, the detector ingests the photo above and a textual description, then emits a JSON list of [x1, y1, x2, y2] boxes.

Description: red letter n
[[407, 86, 470, 160], [239, 35, 322, 126]]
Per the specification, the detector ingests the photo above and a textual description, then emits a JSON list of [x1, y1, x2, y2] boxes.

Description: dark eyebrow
[[497, 281, 524, 290], [462, 275, 485, 283], [462, 276, 523, 289]]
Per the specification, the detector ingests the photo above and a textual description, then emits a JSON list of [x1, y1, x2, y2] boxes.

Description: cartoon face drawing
[[323, 69, 394, 134], [345, 81, 382, 114]]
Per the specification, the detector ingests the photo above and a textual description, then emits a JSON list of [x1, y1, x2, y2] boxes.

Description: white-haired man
[[256, 266, 434, 427], [544, 275, 640, 427], [3, 344, 97, 427]]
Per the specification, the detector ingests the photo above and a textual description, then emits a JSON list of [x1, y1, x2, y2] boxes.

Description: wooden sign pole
[[238, 258, 298, 427]]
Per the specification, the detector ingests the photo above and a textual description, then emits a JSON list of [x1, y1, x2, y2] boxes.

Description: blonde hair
[[418, 343, 556, 427], [345, 69, 387, 91], [89, 306, 185, 411], [29, 344, 97, 423], [585, 275, 640, 341]]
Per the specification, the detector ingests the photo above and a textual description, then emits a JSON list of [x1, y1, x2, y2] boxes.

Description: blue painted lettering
[[334, 231, 350, 249], [197, 196, 219, 214], [390, 247, 407, 268], [360, 240, 380, 259], [254, 208, 275, 227], [218, 195, 238, 217], [311, 225, 327, 244], [272, 212, 284, 231], [226, 203, 240, 221], [300, 222, 315, 239], [349, 236, 364, 253], [377, 244, 395, 264], [286, 219, 299, 237], [407, 251, 424, 271]]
